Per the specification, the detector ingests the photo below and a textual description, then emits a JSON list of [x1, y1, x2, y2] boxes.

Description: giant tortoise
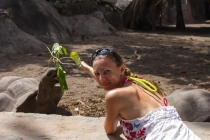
[[166, 87, 210, 122], [0, 68, 71, 116]]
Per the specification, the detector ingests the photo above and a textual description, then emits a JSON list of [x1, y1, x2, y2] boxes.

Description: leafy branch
[[47, 43, 81, 93]]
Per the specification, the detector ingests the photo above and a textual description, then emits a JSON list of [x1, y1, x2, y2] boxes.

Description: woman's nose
[[98, 74, 105, 81]]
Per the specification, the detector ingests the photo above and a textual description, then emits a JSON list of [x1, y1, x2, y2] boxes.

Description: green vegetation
[[47, 43, 81, 94], [55, 3, 64, 14], [7, 8, 13, 18]]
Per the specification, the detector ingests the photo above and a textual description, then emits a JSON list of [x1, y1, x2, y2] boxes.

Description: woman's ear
[[120, 64, 126, 74]]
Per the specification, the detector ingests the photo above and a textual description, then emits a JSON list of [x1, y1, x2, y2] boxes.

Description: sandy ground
[[0, 25, 210, 116]]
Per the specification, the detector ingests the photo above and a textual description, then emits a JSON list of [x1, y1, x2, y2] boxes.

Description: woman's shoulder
[[105, 85, 136, 100]]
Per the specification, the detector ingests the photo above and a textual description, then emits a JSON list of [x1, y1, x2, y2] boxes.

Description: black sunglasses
[[91, 49, 122, 64]]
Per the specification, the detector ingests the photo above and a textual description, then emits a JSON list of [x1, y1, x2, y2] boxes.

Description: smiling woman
[[79, 48, 201, 140]]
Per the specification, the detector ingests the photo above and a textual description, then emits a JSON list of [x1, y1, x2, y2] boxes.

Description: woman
[[79, 48, 200, 140]]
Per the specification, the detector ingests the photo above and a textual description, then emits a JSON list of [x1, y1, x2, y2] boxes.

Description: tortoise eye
[[47, 71, 53, 77], [46, 69, 57, 77]]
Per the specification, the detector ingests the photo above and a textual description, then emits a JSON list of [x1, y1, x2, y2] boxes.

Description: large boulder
[[0, 112, 209, 140], [0, 0, 73, 44], [0, 0, 116, 45], [55, 0, 98, 16], [0, 17, 47, 57], [64, 11, 115, 36], [115, 0, 132, 9]]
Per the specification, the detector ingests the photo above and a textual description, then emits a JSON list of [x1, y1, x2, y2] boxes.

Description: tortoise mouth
[[53, 76, 58, 81], [52, 74, 59, 83]]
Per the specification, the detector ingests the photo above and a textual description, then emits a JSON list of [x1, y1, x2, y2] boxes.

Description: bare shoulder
[[105, 86, 136, 101]]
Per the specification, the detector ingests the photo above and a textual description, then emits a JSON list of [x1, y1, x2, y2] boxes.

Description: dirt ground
[[0, 24, 210, 117]]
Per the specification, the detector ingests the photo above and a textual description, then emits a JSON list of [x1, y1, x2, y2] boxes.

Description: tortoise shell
[[0, 76, 38, 112], [166, 88, 210, 122]]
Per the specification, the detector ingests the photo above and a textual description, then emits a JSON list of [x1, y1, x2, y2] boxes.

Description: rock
[[0, 0, 73, 44], [64, 11, 116, 36], [0, 112, 209, 140], [0, 18, 47, 57], [115, 0, 132, 9], [0, 0, 115, 47], [56, 0, 98, 16], [0, 112, 125, 140]]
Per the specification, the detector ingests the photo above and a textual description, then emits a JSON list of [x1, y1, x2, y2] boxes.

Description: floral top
[[119, 106, 200, 140], [119, 97, 167, 140], [119, 104, 170, 140]]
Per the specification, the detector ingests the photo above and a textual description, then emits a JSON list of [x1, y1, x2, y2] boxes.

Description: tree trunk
[[189, 0, 207, 21], [175, 0, 185, 29], [206, 2, 210, 20], [122, 0, 187, 30]]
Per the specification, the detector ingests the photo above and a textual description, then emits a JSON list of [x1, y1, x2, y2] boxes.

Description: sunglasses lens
[[91, 49, 109, 62], [91, 49, 121, 64], [100, 49, 111, 55]]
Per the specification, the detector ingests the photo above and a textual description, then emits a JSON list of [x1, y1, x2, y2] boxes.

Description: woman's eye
[[104, 70, 110, 74], [95, 73, 100, 77]]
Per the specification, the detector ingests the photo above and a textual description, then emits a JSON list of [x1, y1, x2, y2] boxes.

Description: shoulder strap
[[126, 76, 167, 106], [126, 76, 157, 93]]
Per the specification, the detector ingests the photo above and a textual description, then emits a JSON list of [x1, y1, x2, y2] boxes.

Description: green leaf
[[70, 51, 81, 66], [52, 43, 62, 54], [58, 47, 67, 55], [56, 63, 68, 93]]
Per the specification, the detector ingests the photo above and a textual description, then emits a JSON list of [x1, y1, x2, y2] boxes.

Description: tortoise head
[[36, 68, 59, 106], [45, 68, 59, 84]]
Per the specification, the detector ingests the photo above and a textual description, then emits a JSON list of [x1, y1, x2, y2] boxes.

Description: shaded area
[[0, 18, 47, 57], [2, 113, 55, 139], [0, 113, 127, 140], [64, 25, 210, 94], [0, 26, 210, 119]]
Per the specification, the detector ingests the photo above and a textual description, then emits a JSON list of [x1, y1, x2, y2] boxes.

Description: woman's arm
[[79, 61, 95, 79], [104, 91, 121, 134]]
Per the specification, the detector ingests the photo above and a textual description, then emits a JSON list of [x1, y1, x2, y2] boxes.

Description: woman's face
[[93, 57, 124, 91]]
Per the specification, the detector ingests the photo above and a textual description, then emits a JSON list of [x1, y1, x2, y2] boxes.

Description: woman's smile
[[100, 82, 110, 89]]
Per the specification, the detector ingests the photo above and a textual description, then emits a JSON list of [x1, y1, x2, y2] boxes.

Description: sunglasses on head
[[91, 49, 122, 64]]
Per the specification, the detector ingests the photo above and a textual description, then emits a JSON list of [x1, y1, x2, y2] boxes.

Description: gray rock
[[0, 0, 116, 44], [57, 0, 98, 16], [0, 18, 46, 57], [65, 11, 116, 36], [116, 0, 132, 9], [0, 112, 209, 140], [10, 0, 73, 44], [0, 0, 116, 56]]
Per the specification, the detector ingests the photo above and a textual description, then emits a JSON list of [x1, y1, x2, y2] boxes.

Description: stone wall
[[0, 112, 210, 140]]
